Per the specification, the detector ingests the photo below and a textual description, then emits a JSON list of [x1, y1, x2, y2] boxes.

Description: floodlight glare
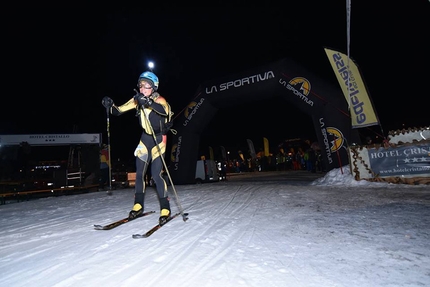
[[148, 61, 154, 70]]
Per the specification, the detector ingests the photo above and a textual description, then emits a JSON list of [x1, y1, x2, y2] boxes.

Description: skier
[[102, 71, 173, 225]]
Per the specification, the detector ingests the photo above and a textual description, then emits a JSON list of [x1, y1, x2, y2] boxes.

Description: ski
[[94, 211, 155, 230], [132, 212, 188, 238]]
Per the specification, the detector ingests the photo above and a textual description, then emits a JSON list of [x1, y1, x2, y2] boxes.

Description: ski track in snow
[[0, 171, 429, 286]]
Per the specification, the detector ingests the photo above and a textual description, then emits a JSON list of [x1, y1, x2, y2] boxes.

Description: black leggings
[[134, 132, 168, 205]]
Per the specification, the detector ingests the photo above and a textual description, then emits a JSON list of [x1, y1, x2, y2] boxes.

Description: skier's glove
[[134, 93, 153, 108], [102, 96, 114, 108]]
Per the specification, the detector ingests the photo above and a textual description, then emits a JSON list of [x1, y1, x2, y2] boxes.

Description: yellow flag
[[239, 151, 245, 161], [263, 137, 269, 157], [324, 47, 379, 128]]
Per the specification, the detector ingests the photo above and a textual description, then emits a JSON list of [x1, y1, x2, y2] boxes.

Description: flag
[[263, 137, 269, 157], [247, 139, 257, 160], [324, 47, 379, 128], [238, 150, 245, 161]]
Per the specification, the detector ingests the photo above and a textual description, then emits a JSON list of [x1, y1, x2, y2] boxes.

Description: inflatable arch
[[168, 57, 361, 184]]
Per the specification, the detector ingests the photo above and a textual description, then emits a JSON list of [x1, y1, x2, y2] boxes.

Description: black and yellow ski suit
[[110, 92, 171, 212]]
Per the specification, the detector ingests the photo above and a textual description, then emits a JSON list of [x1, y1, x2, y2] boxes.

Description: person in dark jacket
[[99, 144, 110, 190]]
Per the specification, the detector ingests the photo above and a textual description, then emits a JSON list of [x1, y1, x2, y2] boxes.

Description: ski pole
[[105, 106, 113, 195], [141, 107, 187, 221]]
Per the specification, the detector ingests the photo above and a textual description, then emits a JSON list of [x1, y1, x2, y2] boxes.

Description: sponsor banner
[[204, 70, 276, 97], [169, 57, 363, 183], [180, 98, 218, 133], [263, 137, 269, 157], [0, 134, 101, 146], [278, 76, 314, 110], [247, 139, 257, 160], [368, 143, 430, 177], [324, 47, 379, 128], [239, 151, 245, 161], [315, 115, 350, 169], [169, 133, 200, 184]]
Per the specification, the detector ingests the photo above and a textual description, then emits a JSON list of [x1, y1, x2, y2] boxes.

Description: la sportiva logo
[[183, 98, 205, 127], [205, 70, 275, 94], [184, 102, 197, 118], [326, 127, 344, 152], [319, 118, 345, 165], [289, 77, 311, 96], [170, 143, 178, 162], [170, 135, 183, 170], [279, 76, 314, 106]]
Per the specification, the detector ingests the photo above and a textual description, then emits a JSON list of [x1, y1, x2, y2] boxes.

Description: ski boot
[[129, 203, 143, 220], [159, 209, 170, 226]]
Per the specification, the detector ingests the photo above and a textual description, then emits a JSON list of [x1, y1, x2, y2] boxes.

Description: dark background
[[2, 2, 429, 163]]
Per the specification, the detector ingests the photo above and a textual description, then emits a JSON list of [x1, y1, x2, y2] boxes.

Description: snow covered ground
[[1, 166, 429, 287]]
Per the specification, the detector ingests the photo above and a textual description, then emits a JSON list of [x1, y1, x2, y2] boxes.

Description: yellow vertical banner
[[324, 47, 379, 128], [239, 150, 245, 161], [263, 137, 269, 157]]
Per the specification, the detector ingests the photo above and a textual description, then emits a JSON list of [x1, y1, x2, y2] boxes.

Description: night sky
[[3, 3, 429, 161]]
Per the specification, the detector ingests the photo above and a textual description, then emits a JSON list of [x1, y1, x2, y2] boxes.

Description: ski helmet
[[138, 71, 159, 90]]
